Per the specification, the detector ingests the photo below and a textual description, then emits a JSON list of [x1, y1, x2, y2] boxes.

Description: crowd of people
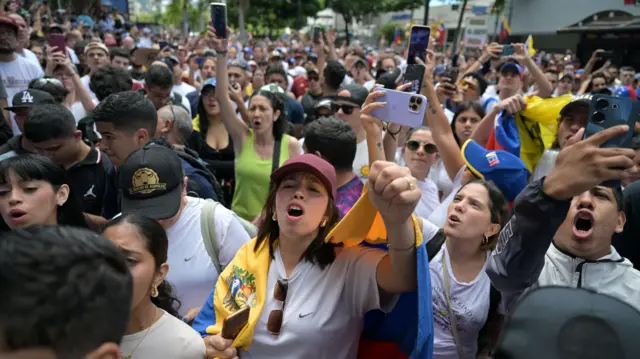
[[1, 3, 640, 359]]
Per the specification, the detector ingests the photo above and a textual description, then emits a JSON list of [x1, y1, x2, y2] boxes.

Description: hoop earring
[[151, 286, 159, 298], [272, 212, 277, 221], [320, 219, 327, 228], [481, 235, 489, 246]]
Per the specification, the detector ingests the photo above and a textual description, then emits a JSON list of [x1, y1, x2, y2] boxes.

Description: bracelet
[[387, 125, 402, 136], [216, 50, 228, 56]]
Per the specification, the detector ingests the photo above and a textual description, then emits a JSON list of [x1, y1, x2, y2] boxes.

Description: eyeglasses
[[334, 103, 357, 115], [267, 279, 288, 335], [308, 75, 319, 82], [406, 140, 438, 154], [461, 80, 478, 92]]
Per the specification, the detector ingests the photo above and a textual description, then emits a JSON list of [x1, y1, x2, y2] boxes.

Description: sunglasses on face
[[267, 278, 288, 335], [308, 75, 319, 82], [406, 140, 438, 154], [334, 103, 357, 115], [461, 80, 478, 92]]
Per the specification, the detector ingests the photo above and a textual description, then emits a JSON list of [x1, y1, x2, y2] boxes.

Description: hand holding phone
[[221, 306, 250, 340], [501, 45, 515, 57], [47, 34, 66, 54], [369, 88, 426, 128], [313, 27, 323, 45]]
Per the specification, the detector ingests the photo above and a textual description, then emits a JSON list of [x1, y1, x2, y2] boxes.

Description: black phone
[[501, 45, 514, 57], [403, 65, 426, 93], [442, 67, 459, 83], [407, 25, 430, 65], [313, 27, 323, 44], [584, 94, 640, 187], [210, 2, 227, 39]]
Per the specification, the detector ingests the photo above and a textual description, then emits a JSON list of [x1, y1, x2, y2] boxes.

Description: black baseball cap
[[119, 144, 184, 220], [6, 89, 55, 111], [494, 286, 640, 359], [337, 83, 368, 107], [560, 94, 592, 116]]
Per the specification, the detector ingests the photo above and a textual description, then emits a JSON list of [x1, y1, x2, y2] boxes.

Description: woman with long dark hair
[[0, 154, 87, 230], [103, 214, 205, 359], [208, 27, 301, 222], [193, 154, 423, 358]]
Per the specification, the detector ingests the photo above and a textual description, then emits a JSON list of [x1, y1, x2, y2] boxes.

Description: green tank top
[[232, 130, 290, 221]]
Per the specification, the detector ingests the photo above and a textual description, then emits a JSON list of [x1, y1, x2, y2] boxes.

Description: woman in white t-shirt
[[102, 214, 206, 359], [197, 154, 422, 359], [430, 180, 509, 358]]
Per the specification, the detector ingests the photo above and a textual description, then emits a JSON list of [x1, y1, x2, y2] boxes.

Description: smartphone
[[221, 306, 250, 340], [584, 94, 640, 187], [48, 34, 66, 53], [442, 67, 459, 83], [210, 2, 228, 39], [371, 88, 427, 128], [501, 45, 514, 57], [313, 27, 322, 44], [407, 25, 430, 65], [403, 65, 426, 93]]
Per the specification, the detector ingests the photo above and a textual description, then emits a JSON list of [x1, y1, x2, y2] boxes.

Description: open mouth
[[573, 211, 594, 239], [448, 214, 461, 224], [286, 204, 304, 218], [9, 209, 26, 220]]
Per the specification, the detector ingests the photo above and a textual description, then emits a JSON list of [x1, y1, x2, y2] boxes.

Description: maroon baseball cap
[[0, 15, 18, 32], [270, 154, 337, 199]]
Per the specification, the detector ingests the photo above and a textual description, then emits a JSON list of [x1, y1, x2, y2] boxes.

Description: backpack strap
[[426, 229, 446, 261], [200, 199, 222, 273]]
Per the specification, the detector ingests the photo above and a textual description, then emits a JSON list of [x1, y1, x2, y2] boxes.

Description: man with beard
[[0, 15, 44, 135]]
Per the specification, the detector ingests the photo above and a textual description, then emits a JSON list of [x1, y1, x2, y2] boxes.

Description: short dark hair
[[93, 91, 157, 136], [265, 65, 287, 83], [110, 47, 130, 61], [146, 64, 174, 89], [620, 66, 635, 73], [462, 72, 488, 96], [0, 225, 132, 357], [324, 60, 347, 91], [23, 104, 77, 142], [89, 64, 133, 101], [303, 116, 356, 172]]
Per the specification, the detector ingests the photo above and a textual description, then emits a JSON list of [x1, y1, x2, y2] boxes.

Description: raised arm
[[512, 43, 553, 99], [208, 26, 250, 156]]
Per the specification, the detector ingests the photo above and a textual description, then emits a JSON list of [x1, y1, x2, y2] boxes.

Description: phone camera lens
[[415, 97, 423, 104], [595, 98, 609, 111], [593, 111, 606, 124], [612, 104, 619, 110]]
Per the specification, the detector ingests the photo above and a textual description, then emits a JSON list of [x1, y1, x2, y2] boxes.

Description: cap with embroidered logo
[[119, 144, 184, 220], [6, 89, 56, 111]]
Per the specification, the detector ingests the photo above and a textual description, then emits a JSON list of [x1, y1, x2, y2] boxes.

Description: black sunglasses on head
[[406, 140, 438, 154]]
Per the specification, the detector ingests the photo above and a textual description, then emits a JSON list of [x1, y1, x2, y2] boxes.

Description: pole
[[507, 0, 514, 40], [423, 0, 430, 25], [450, 0, 468, 56], [296, 0, 302, 29]]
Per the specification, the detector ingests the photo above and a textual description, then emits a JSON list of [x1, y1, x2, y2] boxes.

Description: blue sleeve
[[192, 288, 216, 337], [100, 166, 120, 219], [187, 90, 200, 118], [285, 97, 305, 125]]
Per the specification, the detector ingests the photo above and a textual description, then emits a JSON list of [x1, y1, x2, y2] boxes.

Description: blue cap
[[461, 140, 530, 202], [202, 77, 216, 90], [500, 62, 524, 78], [243, 47, 252, 55], [228, 58, 249, 71], [615, 86, 632, 99]]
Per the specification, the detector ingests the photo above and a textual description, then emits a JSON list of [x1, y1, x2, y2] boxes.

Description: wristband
[[216, 50, 228, 56]]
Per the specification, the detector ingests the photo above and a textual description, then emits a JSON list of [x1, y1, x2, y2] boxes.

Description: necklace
[[121, 308, 159, 359]]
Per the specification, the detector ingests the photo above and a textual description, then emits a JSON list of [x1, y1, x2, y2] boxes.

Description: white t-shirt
[[428, 159, 454, 200], [428, 166, 465, 228], [241, 246, 396, 359], [414, 178, 441, 219], [353, 138, 369, 182], [119, 310, 206, 359], [431, 245, 491, 359], [80, 74, 98, 101], [165, 197, 250, 316], [173, 82, 196, 97], [16, 49, 41, 70], [0, 56, 45, 134], [70, 101, 88, 123], [175, 91, 193, 117]]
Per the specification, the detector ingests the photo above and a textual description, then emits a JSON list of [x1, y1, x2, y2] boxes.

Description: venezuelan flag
[[438, 21, 446, 46], [498, 13, 511, 43], [485, 95, 574, 173], [394, 28, 402, 45]]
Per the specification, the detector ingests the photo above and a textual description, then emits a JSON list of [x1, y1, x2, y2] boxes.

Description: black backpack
[[174, 147, 227, 208]]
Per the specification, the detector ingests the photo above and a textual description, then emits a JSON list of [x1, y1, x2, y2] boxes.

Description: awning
[[557, 10, 640, 33]]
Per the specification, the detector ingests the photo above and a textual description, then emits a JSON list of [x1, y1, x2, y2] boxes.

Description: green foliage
[[226, 0, 321, 35], [134, 12, 160, 24]]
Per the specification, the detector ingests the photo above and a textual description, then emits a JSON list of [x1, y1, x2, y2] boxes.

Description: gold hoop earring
[[320, 219, 327, 228], [151, 286, 159, 298], [481, 235, 488, 246], [272, 212, 277, 221]]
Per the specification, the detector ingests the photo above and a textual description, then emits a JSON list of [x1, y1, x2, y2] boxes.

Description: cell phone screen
[[48, 34, 66, 53], [210, 3, 227, 39], [313, 27, 322, 44], [407, 26, 430, 65], [501, 45, 514, 56]]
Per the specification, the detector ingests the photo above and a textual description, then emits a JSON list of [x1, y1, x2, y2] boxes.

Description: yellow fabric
[[207, 189, 423, 353], [192, 114, 201, 132], [514, 95, 573, 172]]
